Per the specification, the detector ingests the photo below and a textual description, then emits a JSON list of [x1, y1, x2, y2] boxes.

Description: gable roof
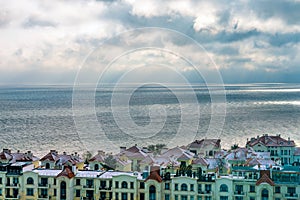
[[192, 157, 209, 166], [118, 146, 148, 160], [188, 139, 221, 149], [247, 135, 295, 147], [89, 154, 105, 162], [40, 150, 59, 162], [256, 171, 274, 186], [56, 167, 75, 179], [145, 167, 162, 183]]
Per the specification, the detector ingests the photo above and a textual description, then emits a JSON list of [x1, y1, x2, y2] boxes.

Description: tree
[[231, 144, 239, 150], [83, 151, 92, 164], [147, 143, 166, 155]]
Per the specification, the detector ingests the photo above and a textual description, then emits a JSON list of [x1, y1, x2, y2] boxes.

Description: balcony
[[285, 193, 298, 198], [82, 197, 94, 200], [234, 191, 245, 196], [197, 191, 213, 196], [5, 195, 20, 199], [38, 194, 49, 199], [6, 183, 19, 187], [99, 186, 112, 191], [83, 185, 94, 189], [38, 183, 49, 188]]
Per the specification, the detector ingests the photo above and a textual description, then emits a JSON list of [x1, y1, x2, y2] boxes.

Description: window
[[41, 188, 48, 196], [100, 180, 106, 188], [205, 197, 211, 200], [181, 195, 187, 200], [287, 187, 296, 194], [175, 184, 178, 191], [76, 190, 80, 197], [165, 194, 170, 200], [275, 186, 280, 193], [0, 178, 2, 184], [250, 197, 255, 200], [220, 197, 228, 200], [86, 179, 94, 187], [0, 188, 2, 196], [140, 182, 145, 189], [165, 183, 170, 190], [95, 164, 99, 170], [45, 163, 50, 169], [13, 177, 18, 184], [198, 184, 202, 193], [54, 178, 56, 185], [76, 179, 80, 186], [220, 184, 228, 192], [235, 185, 243, 193], [191, 184, 194, 191], [130, 182, 134, 189], [249, 185, 255, 193], [190, 196, 194, 200], [116, 181, 119, 188], [121, 181, 128, 189], [205, 184, 211, 192], [140, 193, 145, 200], [121, 192, 127, 200], [175, 195, 178, 200], [235, 197, 243, 200], [116, 193, 119, 200], [181, 184, 188, 191], [27, 177, 34, 185], [54, 189, 57, 196], [130, 193, 134, 200], [41, 177, 48, 186], [27, 188, 34, 196]]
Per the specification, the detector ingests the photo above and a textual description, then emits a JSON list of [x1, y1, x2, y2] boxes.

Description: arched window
[[95, 164, 99, 170], [149, 185, 156, 200], [181, 183, 188, 191], [27, 177, 34, 184], [45, 163, 50, 169], [220, 184, 228, 192], [261, 189, 269, 200], [60, 181, 67, 200], [121, 181, 128, 188]]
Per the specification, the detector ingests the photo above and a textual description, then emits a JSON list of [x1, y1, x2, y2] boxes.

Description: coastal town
[[1, 134, 300, 200]]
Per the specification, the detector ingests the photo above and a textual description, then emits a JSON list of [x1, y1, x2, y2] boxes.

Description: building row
[[0, 134, 300, 200]]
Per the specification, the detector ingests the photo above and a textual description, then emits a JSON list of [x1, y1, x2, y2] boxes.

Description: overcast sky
[[1, 0, 300, 84]]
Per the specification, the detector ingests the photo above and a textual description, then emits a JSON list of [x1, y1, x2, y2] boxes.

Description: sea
[[1, 83, 300, 157]]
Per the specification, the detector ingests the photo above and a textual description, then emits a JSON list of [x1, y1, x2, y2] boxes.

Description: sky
[[1, 0, 300, 84]]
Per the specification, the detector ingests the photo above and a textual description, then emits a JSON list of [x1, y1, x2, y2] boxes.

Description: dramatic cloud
[[0, 0, 300, 84]]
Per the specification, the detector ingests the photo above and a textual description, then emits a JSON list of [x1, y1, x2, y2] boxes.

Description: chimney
[[72, 165, 77, 174], [120, 147, 126, 153], [63, 152, 67, 155], [98, 150, 105, 156], [27, 151, 33, 158], [17, 150, 20, 153], [50, 150, 56, 153]]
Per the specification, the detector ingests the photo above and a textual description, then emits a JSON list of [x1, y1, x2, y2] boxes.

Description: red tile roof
[[145, 167, 162, 183], [56, 167, 75, 179], [247, 135, 295, 147], [40, 150, 58, 162], [256, 170, 274, 186]]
